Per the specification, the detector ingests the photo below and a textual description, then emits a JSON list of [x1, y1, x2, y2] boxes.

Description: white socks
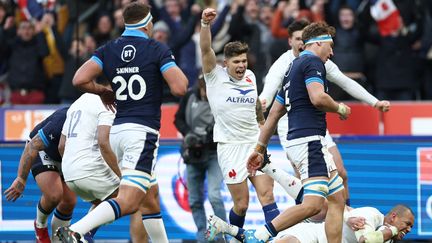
[[262, 163, 303, 200], [142, 218, 169, 243]]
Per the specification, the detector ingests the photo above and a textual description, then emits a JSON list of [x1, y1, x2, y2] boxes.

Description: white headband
[[304, 34, 333, 45], [124, 12, 153, 30]]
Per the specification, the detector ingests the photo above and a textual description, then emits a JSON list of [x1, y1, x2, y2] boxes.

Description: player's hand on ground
[[247, 152, 263, 176], [337, 103, 351, 120], [4, 178, 26, 202], [374, 100, 390, 112], [201, 8, 217, 24], [99, 88, 116, 113], [347, 216, 366, 231]]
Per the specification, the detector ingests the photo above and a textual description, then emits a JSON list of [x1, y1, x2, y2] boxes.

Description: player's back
[[61, 93, 115, 181], [284, 51, 327, 140], [30, 107, 68, 162], [93, 30, 176, 131]]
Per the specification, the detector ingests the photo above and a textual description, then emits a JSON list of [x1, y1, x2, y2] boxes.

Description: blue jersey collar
[[121, 29, 149, 39], [299, 50, 315, 57]]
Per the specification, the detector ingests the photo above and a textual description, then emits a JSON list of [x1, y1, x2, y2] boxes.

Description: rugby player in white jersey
[[200, 8, 279, 242], [206, 204, 414, 243], [274, 204, 414, 243], [259, 20, 391, 206], [59, 91, 164, 242]]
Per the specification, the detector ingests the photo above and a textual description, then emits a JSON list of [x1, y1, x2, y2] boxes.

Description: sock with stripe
[[36, 200, 53, 228], [51, 208, 72, 241], [229, 208, 246, 241], [262, 202, 280, 222], [142, 213, 169, 243], [70, 199, 121, 235]]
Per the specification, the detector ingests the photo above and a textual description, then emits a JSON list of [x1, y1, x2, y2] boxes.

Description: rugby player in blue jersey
[[244, 22, 350, 242], [56, 2, 188, 242], [4, 107, 77, 243]]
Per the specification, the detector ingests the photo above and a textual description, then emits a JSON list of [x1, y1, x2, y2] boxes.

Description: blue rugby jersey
[[91, 29, 177, 131], [29, 107, 68, 162], [275, 50, 328, 140]]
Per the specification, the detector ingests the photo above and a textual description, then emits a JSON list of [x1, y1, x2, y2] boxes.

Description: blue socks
[[262, 202, 280, 222], [229, 208, 246, 241]]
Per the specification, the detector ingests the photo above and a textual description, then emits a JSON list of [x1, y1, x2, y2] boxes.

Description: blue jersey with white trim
[[276, 51, 327, 140], [29, 107, 68, 162], [92, 29, 177, 130]]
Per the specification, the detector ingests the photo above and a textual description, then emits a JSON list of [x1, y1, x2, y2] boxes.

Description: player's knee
[[44, 191, 63, 205], [233, 201, 249, 215]]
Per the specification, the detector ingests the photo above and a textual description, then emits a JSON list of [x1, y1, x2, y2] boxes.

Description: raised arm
[[200, 8, 217, 74]]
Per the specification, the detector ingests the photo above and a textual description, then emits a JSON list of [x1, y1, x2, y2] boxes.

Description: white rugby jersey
[[259, 49, 378, 107], [204, 65, 260, 143], [61, 93, 116, 181], [343, 207, 385, 243]]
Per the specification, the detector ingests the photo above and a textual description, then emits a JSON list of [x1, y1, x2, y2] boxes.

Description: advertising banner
[[0, 138, 431, 241]]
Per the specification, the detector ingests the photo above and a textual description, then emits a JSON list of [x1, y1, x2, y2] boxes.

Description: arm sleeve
[[91, 45, 106, 70], [259, 52, 289, 108], [304, 59, 325, 86], [203, 65, 222, 87], [38, 121, 59, 148], [158, 43, 177, 73], [98, 110, 115, 127], [325, 60, 378, 106]]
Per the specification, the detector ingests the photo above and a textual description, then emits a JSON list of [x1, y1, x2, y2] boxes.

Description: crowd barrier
[[0, 137, 431, 241]]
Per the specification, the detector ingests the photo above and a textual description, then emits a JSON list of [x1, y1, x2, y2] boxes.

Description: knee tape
[[303, 180, 328, 198], [328, 173, 344, 196]]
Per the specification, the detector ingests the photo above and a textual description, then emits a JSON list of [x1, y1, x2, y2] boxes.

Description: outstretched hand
[[375, 100, 390, 112], [347, 216, 366, 231], [247, 152, 263, 176], [201, 8, 217, 24], [4, 178, 26, 202]]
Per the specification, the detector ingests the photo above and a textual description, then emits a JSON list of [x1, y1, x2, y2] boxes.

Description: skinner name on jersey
[[116, 67, 140, 74]]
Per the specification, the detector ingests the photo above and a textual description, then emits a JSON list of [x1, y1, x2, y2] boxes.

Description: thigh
[[226, 180, 249, 205], [36, 170, 63, 197]]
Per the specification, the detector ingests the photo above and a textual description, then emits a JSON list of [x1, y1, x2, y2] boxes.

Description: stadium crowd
[[0, 0, 431, 105]]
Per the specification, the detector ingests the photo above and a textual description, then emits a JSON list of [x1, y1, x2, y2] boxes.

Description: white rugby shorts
[[217, 142, 263, 184]]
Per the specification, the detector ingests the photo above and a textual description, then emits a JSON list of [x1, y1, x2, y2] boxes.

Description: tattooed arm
[[256, 99, 266, 126], [4, 134, 45, 201]]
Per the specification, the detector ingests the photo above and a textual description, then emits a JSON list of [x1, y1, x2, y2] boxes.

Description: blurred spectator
[[3, 20, 49, 104], [0, 1, 14, 80], [58, 38, 87, 104], [421, 0, 432, 99], [40, 12, 67, 104], [330, 5, 367, 100], [112, 7, 124, 37], [229, 0, 265, 91], [93, 13, 114, 47], [373, 0, 425, 100]]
